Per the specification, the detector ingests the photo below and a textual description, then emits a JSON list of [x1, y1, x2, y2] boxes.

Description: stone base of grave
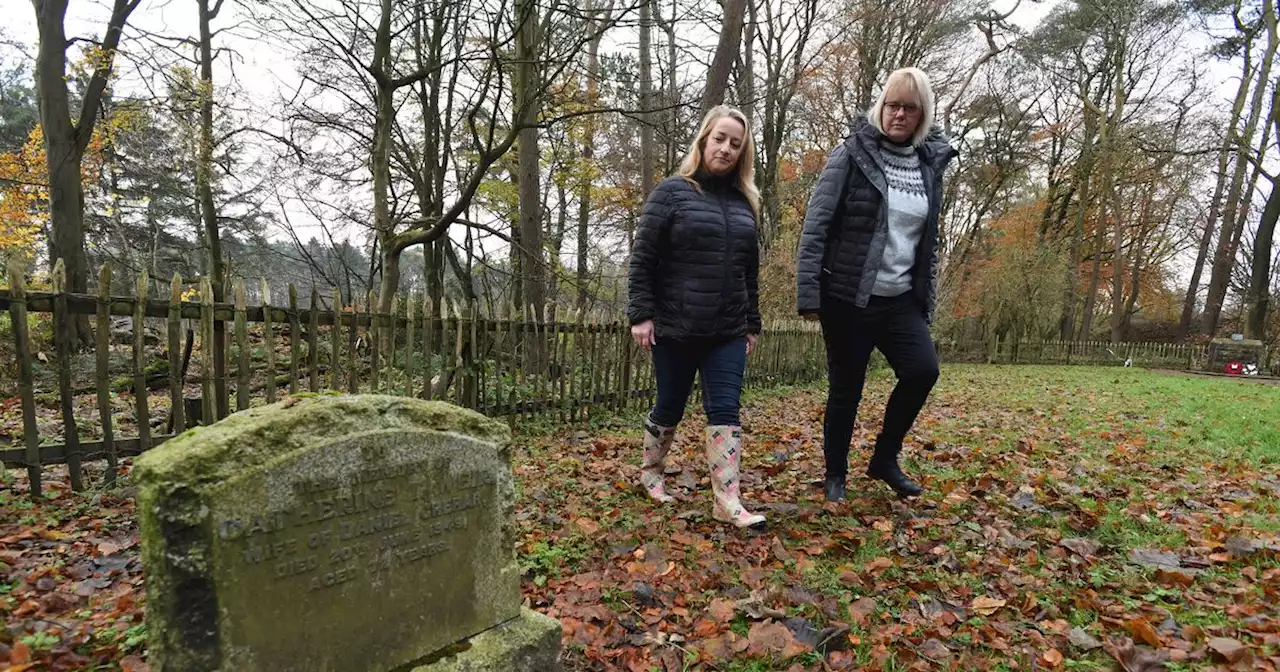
[[414, 608, 562, 672]]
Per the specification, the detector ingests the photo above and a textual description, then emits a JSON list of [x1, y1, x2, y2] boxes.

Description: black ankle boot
[[866, 442, 922, 497], [823, 475, 846, 502]]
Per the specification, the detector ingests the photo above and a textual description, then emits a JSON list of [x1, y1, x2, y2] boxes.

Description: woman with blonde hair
[[627, 105, 766, 530], [796, 67, 959, 501]]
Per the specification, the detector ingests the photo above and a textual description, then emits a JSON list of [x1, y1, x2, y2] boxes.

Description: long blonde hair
[[676, 105, 761, 217], [867, 67, 936, 147]]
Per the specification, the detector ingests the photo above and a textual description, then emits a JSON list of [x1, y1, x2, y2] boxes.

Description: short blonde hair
[[677, 105, 761, 217], [868, 67, 936, 147]]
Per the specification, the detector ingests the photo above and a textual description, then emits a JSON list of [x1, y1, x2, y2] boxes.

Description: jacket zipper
[[717, 193, 733, 315]]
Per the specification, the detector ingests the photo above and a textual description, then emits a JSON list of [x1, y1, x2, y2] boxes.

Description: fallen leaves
[[970, 596, 1007, 616], [1068, 627, 1104, 651], [745, 621, 808, 658], [1128, 548, 1181, 570], [1207, 636, 1250, 664], [8, 366, 1280, 671], [1126, 617, 1163, 648]]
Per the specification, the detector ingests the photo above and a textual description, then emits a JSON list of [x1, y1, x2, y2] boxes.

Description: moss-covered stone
[[135, 395, 518, 672], [413, 608, 562, 672]]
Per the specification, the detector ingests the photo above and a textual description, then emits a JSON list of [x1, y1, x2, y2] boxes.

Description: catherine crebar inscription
[[135, 396, 519, 672]]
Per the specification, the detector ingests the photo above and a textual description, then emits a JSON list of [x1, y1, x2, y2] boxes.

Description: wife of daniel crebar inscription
[[209, 430, 517, 672]]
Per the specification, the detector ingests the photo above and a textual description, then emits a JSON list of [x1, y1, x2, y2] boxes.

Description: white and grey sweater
[[871, 141, 928, 298]]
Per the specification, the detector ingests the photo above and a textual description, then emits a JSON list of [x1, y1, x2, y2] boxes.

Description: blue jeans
[[649, 337, 747, 427]]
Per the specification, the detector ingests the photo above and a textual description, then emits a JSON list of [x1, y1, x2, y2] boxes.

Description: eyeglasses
[[885, 102, 920, 116]]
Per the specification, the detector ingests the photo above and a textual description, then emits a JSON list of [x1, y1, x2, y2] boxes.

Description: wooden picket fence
[[0, 260, 827, 499], [936, 338, 1232, 369]]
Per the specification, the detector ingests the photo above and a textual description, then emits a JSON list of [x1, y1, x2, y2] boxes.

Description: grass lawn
[[2, 364, 1277, 670]]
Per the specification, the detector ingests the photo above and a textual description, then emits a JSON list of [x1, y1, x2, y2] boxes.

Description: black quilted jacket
[[626, 173, 761, 340], [795, 117, 958, 322]]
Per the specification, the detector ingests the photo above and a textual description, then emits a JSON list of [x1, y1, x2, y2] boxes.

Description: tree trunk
[[1246, 175, 1279, 339], [1203, 0, 1277, 336], [639, 0, 656, 199], [701, 0, 747, 114], [1079, 220, 1106, 340], [738, 0, 756, 124], [577, 2, 609, 311], [516, 0, 545, 319], [197, 0, 229, 416], [664, 0, 679, 171], [32, 0, 138, 345], [373, 0, 399, 313], [1179, 49, 1252, 336]]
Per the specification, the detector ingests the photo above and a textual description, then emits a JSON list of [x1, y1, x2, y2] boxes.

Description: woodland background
[[2, 0, 1279, 349]]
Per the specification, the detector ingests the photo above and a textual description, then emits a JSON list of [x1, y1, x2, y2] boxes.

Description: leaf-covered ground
[[3, 365, 1279, 671], [517, 366, 1280, 671]]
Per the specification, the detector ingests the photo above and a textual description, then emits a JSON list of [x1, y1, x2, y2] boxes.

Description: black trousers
[[819, 293, 940, 479]]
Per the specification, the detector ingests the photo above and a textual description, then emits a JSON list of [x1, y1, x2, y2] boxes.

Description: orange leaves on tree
[[0, 127, 48, 260]]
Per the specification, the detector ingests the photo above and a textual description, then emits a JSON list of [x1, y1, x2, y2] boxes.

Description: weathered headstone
[[135, 394, 560, 671]]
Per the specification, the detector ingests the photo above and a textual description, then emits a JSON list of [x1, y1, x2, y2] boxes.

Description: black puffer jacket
[[627, 172, 762, 340], [795, 117, 958, 322]]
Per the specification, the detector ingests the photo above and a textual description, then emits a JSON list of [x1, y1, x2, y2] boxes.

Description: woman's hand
[[746, 333, 758, 355], [801, 312, 819, 322], [631, 320, 656, 351]]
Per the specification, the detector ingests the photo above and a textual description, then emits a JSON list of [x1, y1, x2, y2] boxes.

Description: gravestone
[[135, 394, 561, 672], [1206, 336, 1265, 375]]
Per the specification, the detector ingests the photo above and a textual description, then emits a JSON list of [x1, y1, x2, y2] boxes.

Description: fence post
[[422, 296, 434, 399], [200, 279, 215, 425], [97, 265, 118, 483], [367, 290, 379, 393], [406, 294, 417, 398], [308, 288, 320, 392], [8, 262, 41, 498], [168, 274, 186, 436], [262, 280, 277, 403], [51, 260, 84, 490], [234, 280, 250, 411], [288, 285, 300, 395], [331, 287, 343, 391], [133, 270, 152, 455]]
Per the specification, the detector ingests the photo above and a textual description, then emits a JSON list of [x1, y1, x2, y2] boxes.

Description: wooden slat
[[347, 294, 358, 393], [288, 285, 300, 394], [422, 296, 435, 399], [0, 290, 638, 333], [133, 270, 151, 455], [368, 291, 379, 393], [387, 296, 399, 394], [406, 295, 417, 398], [51, 260, 83, 490], [168, 274, 185, 436], [331, 288, 342, 391], [308, 288, 320, 392], [468, 302, 479, 410], [452, 301, 465, 405], [262, 280, 277, 404], [494, 303, 507, 413], [2, 435, 178, 468], [97, 265, 117, 483], [234, 280, 250, 411], [200, 279, 215, 425]]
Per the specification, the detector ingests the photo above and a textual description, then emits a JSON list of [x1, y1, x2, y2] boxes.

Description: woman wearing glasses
[[795, 67, 958, 502]]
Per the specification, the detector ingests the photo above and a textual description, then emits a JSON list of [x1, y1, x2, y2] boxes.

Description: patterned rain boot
[[705, 425, 766, 529], [639, 416, 677, 503]]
